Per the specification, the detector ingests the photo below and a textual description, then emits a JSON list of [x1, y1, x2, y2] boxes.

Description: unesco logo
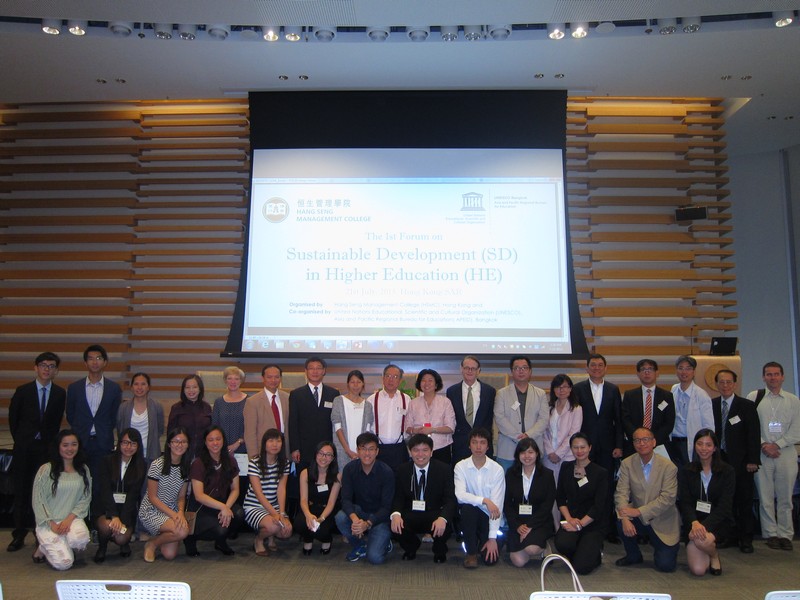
[[262, 197, 289, 223]]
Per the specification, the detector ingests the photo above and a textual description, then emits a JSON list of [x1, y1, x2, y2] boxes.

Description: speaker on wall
[[675, 206, 708, 222]]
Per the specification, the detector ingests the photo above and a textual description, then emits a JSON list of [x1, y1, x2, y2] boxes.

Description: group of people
[[7, 346, 800, 577]]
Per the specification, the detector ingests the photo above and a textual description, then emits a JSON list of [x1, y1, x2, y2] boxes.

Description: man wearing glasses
[[373, 364, 410, 470], [7, 352, 66, 552], [446, 355, 496, 465], [614, 427, 680, 572], [621, 359, 675, 457], [668, 355, 714, 467], [494, 355, 550, 471]]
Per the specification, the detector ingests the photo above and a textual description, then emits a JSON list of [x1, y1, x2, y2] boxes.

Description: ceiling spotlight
[[658, 18, 677, 35], [487, 24, 511, 40], [682, 17, 701, 33], [207, 24, 230, 40], [407, 26, 429, 41], [263, 26, 280, 41], [367, 26, 390, 41], [547, 23, 565, 40], [68, 19, 87, 36], [108, 21, 132, 36], [314, 26, 336, 42], [178, 24, 197, 40], [463, 25, 482, 41], [440, 26, 459, 41], [41, 18, 61, 35], [774, 11, 794, 27], [284, 26, 302, 41], [571, 22, 588, 38], [154, 23, 173, 39]]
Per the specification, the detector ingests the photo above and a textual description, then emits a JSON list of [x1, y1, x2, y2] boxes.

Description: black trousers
[[11, 440, 49, 537], [723, 454, 757, 542], [377, 442, 408, 471], [459, 503, 498, 564], [393, 509, 451, 557]]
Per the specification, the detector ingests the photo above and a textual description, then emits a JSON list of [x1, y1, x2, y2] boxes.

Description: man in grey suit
[[493, 355, 549, 471], [243, 364, 290, 458], [614, 426, 680, 572]]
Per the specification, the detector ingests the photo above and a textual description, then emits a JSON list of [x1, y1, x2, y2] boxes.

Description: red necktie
[[271, 394, 281, 432], [643, 388, 653, 430]]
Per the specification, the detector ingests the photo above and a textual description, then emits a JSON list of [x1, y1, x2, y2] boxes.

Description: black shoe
[[740, 541, 754, 554], [7, 536, 25, 552], [32, 546, 46, 564], [433, 554, 447, 564], [615, 556, 643, 567], [214, 541, 235, 556], [320, 545, 331, 555], [402, 551, 416, 561], [184, 540, 200, 557], [605, 533, 621, 545], [302, 547, 313, 556], [119, 543, 131, 558], [709, 558, 722, 576], [94, 546, 107, 564]]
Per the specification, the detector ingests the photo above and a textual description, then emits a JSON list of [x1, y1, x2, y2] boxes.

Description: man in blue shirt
[[335, 432, 396, 564]]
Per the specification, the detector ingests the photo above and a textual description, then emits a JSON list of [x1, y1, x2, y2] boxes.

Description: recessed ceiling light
[[42, 18, 61, 35], [463, 25, 482, 41], [534, 73, 544, 79], [548, 23, 565, 40], [682, 17, 701, 33], [774, 11, 794, 27], [571, 23, 588, 39], [96, 78, 108, 84], [595, 21, 615, 34], [554, 73, 565, 79], [487, 24, 511, 40], [741, 75, 752, 80], [278, 75, 288, 80], [440, 26, 459, 41], [154, 23, 173, 39], [407, 26, 429, 41], [284, 26, 302, 41], [658, 18, 677, 35], [178, 24, 197, 40], [68, 20, 87, 36], [367, 26, 390, 41], [299, 75, 309, 80], [720, 75, 732, 80], [109, 21, 133, 36]]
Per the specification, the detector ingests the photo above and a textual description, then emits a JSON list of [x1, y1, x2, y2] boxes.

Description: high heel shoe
[[709, 558, 722, 576], [320, 545, 331, 555], [215, 541, 235, 556], [302, 547, 313, 556], [94, 545, 107, 563], [119, 543, 131, 558], [32, 547, 46, 564]]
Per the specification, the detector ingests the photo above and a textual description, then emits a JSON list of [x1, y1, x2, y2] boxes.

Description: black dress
[[293, 471, 340, 543]]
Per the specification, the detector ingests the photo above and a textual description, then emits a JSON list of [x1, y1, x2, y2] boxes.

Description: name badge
[[696, 500, 712, 513], [511, 401, 521, 411], [113, 492, 127, 504], [398, 408, 407, 416], [769, 421, 783, 433], [316, 484, 329, 493], [729, 415, 741, 425], [324, 401, 333, 409], [577, 476, 589, 487], [658, 400, 668, 411], [353, 403, 363, 410], [519, 504, 533, 515], [412, 500, 426, 511]]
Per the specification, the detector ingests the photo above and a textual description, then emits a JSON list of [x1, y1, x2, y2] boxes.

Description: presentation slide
[[239, 148, 574, 355]]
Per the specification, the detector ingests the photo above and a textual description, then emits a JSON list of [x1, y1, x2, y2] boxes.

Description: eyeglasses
[[37, 363, 58, 370], [556, 384, 572, 390], [317, 451, 334, 458], [512, 366, 530, 372], [170, 439, 189, 446], [119, 440, 139, 447], [632, 437, 654, 444], [638, 368, 655, 373], [462, 366, 479, 372], [384, 374, 400, 380]]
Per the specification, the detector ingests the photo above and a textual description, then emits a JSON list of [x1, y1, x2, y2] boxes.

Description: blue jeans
[[335, 508, 392, 565], [617, 518, 678, 572]]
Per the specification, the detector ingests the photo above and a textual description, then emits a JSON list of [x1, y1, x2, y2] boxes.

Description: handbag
[[185, 507, 200, 535]]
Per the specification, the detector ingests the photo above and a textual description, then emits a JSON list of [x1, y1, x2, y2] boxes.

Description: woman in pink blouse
[[405, 369, 456, 465]]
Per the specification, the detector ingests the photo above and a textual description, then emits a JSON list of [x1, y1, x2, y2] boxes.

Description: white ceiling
[[1, 0, 799, 156]]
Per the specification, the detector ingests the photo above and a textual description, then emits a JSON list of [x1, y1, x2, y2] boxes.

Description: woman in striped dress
[[243, 428, 292, 556]]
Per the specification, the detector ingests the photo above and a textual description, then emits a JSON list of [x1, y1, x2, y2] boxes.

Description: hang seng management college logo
[[263, 197, 289, 223]]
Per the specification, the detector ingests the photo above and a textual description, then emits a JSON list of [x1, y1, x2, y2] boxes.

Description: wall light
[[774, 11, 794, 27], [367, 26, 390, 41], [682, 17, 701, 33], [487, 24, 511, 40], [154, 23, 173, 39], [440, 26, 458, 41], [284, 26, 302, 41], [571, 22, 588, 38], [207, 24, 230, 40], [658, 18, 677, 34], [407, 26, 429, 41], [108, 21, 133, 36], [68, 19, 87, 36], [463, 25, 482, 41], [314, 26, 336, 42], [263, 26, 280, 41], [42, 18, 61, 35], [178, 24, 196, 40], [547, 23, 565, 40]]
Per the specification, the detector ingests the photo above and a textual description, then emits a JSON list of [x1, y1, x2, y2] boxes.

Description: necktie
[[271, 394, 281, 432], [40, 386, 47, 420], [418, 469, 426, 500], [313, 386, 320, 407], [465, 386, 475, 426], [644, 388, 653, 430], [720, 399, 729, 451]]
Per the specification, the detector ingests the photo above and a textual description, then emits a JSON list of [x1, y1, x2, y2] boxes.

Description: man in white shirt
[[494, 355, 550, 471], [668, 355, 714, 466], [747, 361, 800, 551], [446, 355, 496, 465], [454, 427, 505, 568], [373, 364, 410, 470]]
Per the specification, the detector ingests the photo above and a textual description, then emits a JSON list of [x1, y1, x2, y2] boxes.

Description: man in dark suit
[[621, 358, 674, 457], [446, 355, 496, 464], [7, 352, 66, 551], [66, 344, 122, 499], [288, 356, 339, 472], [573, 352, 623, 541], [390, 434, 456, 563], [712, 368, 761, 553]]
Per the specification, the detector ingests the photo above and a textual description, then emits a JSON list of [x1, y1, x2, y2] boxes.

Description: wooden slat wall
[[0, 97, 737, 430]]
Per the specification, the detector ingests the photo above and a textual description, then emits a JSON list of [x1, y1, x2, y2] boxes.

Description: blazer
[[711, 394, 761, 468], [243, 389, 290, 459], [677, 462, 735, 536], [573, 378, 623, 466], [556, 460, 609, 533], [621, 386, 675, 454], [494, 383, 551, 460], [288, 383, 340, 467], [615, 452, 680, 546], [9, 380, 66, 450], [66, 376, 122, 454], [91, 453, 146, 527], [392, 459, 456, 524], [330, 395, 374, 471], [117, 398, 164, 463], [503, 464, 556, 537], [543, 405, 583, 464], [446, 380, 496, 463]]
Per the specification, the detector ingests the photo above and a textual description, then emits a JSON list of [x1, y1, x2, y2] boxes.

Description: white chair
[[56, 580, 190, 600], [765, 593, 800, 600]]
